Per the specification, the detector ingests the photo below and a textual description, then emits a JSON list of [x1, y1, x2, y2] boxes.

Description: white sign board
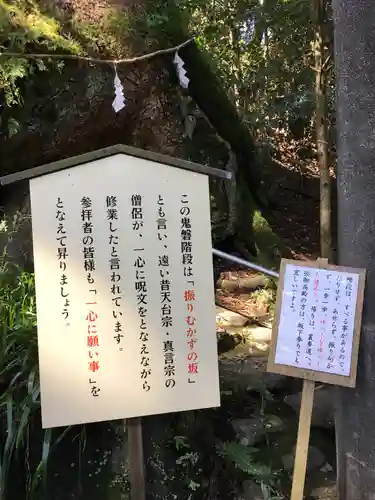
[[276, 263, 359, 375], [30, 152, 220, 428], [268, 259, 365, 387]]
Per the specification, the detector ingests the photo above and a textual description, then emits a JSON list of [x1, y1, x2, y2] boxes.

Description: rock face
[[240, 480, 265, 500], [284, 386, 334, 428], [216, 306, 284, 391], [309, 483, 337, 500], [219, 355, 286, 392], [221, 305, 335, 500], [281, 445, 325, 472], [233, 413, 285, 446], [231, 409, 334, 500], [216, 306, 249, 327], [0, 187, 33, 268]]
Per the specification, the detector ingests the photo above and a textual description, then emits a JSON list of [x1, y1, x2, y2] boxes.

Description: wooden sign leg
[[290, 379, 315, 500], [127, 417, 146, 500]]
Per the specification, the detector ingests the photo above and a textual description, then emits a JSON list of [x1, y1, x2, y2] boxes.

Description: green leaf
[[35, 59, 47, 71], [30, 429, 52, 494], [173, 435, 190, 450], [217, 441, 274, 479], [7, 117, 20, 137]]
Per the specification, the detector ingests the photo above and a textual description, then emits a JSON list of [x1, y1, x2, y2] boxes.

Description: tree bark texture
[[333, 1, 375, 498], [312, 0, 331, 261]]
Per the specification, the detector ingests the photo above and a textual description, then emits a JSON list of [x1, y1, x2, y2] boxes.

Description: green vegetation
[[0, 256, 41, 498], [0, 0, 334, 498], [0, 0, 82, 134]]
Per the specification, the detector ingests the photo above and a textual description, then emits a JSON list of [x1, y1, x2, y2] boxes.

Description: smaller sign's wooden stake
[[290, 378, 315, 500], [267, 255, 366, 499], [291, 258, 326, 500], [127, 417, 146, 500]]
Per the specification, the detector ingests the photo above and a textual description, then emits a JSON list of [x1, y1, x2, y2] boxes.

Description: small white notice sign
[[275, 264, 358, 375], [30, 150, 220, 428], [268, 259, 366, 387]]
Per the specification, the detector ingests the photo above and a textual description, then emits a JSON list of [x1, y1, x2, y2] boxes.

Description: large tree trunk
[[312, 0, 331, 261], [333, 1, 375, 498]]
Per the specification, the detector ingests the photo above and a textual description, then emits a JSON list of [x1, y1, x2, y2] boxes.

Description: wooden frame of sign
[[0, 144, 231, 500], [268, 257, 366, 500], [268, 258, 366, 388]]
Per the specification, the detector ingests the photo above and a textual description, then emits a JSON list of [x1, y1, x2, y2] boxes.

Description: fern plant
[[217, 441, 271, 478], [0, 0, 82, 136], [216, 441, 283, 499]]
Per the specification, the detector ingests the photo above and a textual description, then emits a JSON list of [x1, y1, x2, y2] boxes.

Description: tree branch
[[0, 37, 195, 65], [321, 54, 332, 72]]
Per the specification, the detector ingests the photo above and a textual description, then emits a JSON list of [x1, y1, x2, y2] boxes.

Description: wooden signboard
[[0, 144, 230, 500], [26, 147, 222, 429], [267, 257, 366, 500], [268, 258, 365, 387]]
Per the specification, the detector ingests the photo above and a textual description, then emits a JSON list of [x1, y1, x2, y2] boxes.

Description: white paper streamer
[[112, 66, 126, 113], [173, 52, 189, 89]]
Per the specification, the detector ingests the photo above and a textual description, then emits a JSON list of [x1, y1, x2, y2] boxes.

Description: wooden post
[[127, 417, 146, 500], [267, 256, 365, 499], [290, 258, 326, 500], [290, 379, 315, 500]]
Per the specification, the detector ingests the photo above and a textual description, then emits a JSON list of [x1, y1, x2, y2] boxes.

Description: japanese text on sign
[[181, 194, 199, 383], [132, 193, 152, 393], [30, 152, 220, 429], [157, 195, 176, 389], [275, 264, 360, 376], [107, 195, 124, 353], [56, 197, 70, 322], [81, 196, 101, 397]]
